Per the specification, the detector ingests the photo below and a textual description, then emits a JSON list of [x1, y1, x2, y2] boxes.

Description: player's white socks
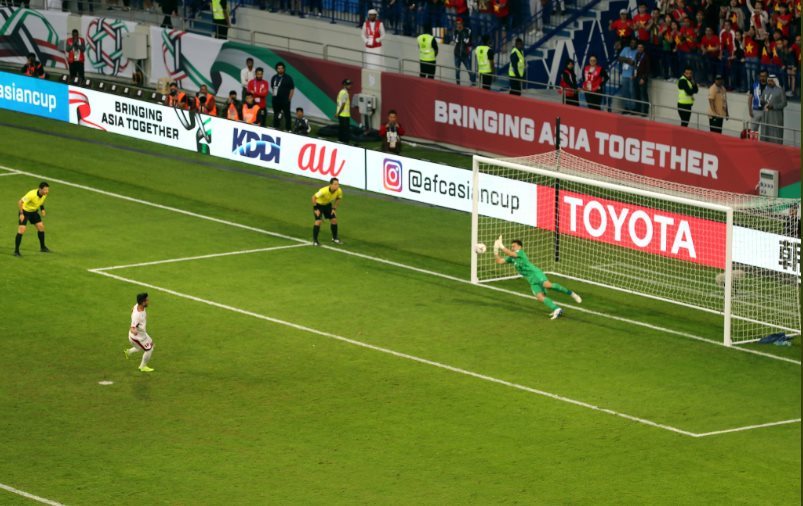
[[140, 349, 153, 368], [127, 346, 139, 355]]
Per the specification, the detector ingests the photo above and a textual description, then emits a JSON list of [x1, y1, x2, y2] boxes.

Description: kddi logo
[[232, 128, 281, 162]]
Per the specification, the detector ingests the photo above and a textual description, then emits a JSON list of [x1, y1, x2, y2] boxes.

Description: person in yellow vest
[[417, 26, 439, 79], [677, 65, 698, 127], [240, 92, 265, 125], [336, 79, 353, 144], [14, 182, 50, 256], [222, 90, 241, 121], [475, 35, 495, 90], [212, 0, 230, 40], [508, 37, 525, 95]]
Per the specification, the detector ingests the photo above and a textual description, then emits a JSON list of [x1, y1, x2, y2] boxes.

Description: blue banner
[[0, 71, 69, 121]]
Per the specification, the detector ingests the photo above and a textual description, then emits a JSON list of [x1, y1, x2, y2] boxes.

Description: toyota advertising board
[[365, 151, 537, 227]]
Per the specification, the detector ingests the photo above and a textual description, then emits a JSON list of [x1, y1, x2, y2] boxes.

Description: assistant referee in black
[[15, 181, 50, 256], [312, 178, 343, 246]]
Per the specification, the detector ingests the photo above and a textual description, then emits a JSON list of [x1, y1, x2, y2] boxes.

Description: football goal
[[471, 149, 801, 346]]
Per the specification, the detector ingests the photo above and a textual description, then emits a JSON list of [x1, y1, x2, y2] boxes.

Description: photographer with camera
[[195, 85, 218, 116], [378, 109, 406, 154]]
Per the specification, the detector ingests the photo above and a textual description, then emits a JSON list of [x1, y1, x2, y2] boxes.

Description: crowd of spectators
[[608, 0, 800, 96]]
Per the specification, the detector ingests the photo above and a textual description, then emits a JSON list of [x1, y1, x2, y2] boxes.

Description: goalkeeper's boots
[[332, 238, 342, 244], [550, 308, 564, 320], [571, 292, 582, 303]]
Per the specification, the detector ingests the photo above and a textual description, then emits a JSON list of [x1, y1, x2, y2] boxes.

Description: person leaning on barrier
[[21, 53, 44, 79], [223, 90, 240, 121], [508, 37, 525, 96], [558, 59, 579, 106], [212, 0, 230, 39], [475, 35, 495, 90], [676, 66, 698, 127], [417, 25, 438, 79], [240, 92, 266, 125], [379, 109, 406, 154], [195, 85, 218, 116]]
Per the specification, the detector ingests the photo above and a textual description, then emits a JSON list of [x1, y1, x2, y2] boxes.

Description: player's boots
[[550, 308, 564, 320]]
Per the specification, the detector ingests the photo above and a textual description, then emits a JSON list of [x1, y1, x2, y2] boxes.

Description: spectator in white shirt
[[240, 57, 255, 100]]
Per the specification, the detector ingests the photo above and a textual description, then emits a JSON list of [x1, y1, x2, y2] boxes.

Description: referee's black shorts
[[313, 203, 335, 220], [19, 210, 42, 225]]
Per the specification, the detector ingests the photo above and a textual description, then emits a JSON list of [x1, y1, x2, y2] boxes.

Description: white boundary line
[[88, 268, 800, 438], [0, 483, 64, 506], [93, 244, 308, 271], [0, 172, 20, 176], [88, 268, 700, 437], [6, 165, 799, 366], [693, 418, 803, 437]]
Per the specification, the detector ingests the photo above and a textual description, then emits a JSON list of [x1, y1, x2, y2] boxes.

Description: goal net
[[471, 149, 801, 346]]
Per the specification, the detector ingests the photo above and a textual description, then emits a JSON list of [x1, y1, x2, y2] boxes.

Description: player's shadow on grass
[[131, 376, 152, 401]]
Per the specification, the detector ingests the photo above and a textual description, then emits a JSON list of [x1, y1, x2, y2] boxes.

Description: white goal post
[[471, 151, 801, 346]]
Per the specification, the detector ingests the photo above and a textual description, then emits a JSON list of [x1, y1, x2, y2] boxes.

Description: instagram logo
[[383, 158, 403, 192]]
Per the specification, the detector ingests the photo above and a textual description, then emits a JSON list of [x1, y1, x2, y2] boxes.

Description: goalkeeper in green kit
[[494, 238, 582, 319]]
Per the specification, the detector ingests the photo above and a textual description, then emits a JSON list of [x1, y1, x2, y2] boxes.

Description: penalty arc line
[[88, 268, 700, 438], [0, 482, 65, 506], [4, 165, 799, 367]]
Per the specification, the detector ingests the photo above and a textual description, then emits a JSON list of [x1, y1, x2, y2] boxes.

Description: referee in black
[[15, 181, 50, 256], [270, 62, 295, 131]]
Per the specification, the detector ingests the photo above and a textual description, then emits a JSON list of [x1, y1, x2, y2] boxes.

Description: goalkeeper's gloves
[[493, 235, 503, 255]]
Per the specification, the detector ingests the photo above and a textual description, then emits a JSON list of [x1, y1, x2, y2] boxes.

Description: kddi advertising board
[[209, 120, 366, 188], [68, 87, 204, 151], [365, 151, 537, 226]]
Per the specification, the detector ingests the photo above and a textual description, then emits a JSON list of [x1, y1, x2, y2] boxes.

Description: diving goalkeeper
[[495, 238, 582, 319]]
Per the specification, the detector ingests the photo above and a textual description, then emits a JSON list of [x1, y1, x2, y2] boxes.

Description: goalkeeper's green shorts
[[529, 282, 546, 296], [527, 270, 549, 295]]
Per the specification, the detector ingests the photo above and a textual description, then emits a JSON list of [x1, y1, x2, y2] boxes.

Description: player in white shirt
[[124, 293, 155, 372]]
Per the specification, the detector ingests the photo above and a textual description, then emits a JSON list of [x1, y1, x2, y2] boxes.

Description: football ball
[[475, 243, 487, 254]]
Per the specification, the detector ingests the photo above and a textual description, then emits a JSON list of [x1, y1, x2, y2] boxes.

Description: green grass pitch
[[0, 109, 800, 505]]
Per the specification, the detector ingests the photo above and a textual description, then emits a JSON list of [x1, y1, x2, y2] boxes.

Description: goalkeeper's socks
[[550, 283, 571, 295], [14, 233, 22, 252], [331, 224, 338, 240], [313, 225, 320, 242], [542, 297, 559, 311], [37, 231, 46, 248]]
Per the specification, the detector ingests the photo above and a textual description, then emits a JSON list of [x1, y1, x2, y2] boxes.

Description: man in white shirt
[[240, 57, 255, 101], [124, 293, 155, 372], [361, 9, 385, 70]]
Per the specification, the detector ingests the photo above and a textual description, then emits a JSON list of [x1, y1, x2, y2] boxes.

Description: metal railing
[[27, 0, 802, 146]]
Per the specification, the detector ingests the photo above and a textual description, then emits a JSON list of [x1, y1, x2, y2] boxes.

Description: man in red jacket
[[66, 29, 85, 80], [247, 67, 269, 124]]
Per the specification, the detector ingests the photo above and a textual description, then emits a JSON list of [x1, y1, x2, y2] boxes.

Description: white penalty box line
[[4, 165, 800, 437], [90, 267, 800, 439]]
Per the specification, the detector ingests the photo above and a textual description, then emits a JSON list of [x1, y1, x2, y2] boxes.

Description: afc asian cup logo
[[160, 29, 189, 86], [86, 18, 130, 76]]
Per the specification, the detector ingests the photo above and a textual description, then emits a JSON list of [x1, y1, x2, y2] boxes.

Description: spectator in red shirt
[[247, 67, 269, 123], [610, 9, 633, 42], [671, 0, 692, 23], [761, 31, 784, 75], [744, 26, 761, 85], [701, 26, 721, 83], [558, 59, 579, 106], [632, 3, 651, 42], [492, 0, 511, 33], [774, 3, 792, 37]]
